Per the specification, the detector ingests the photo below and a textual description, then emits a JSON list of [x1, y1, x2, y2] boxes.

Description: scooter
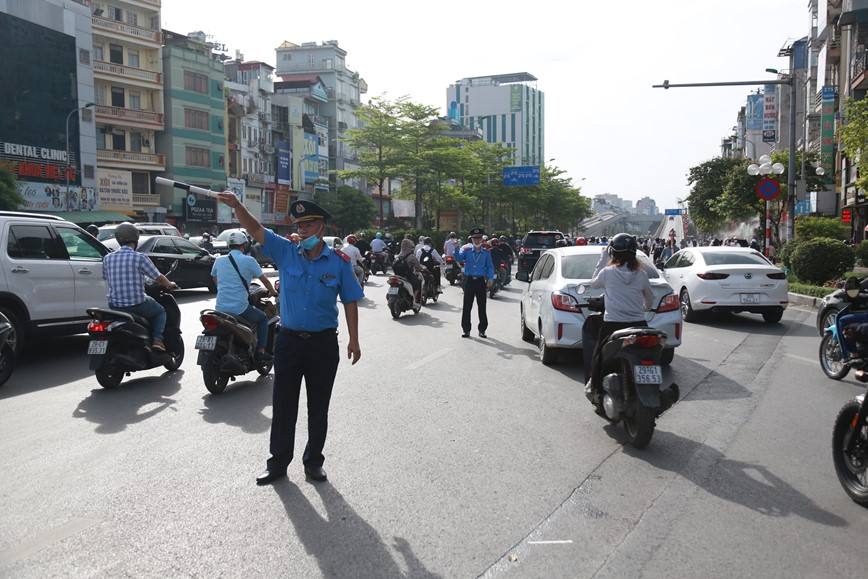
[[420, 269, 439, 304], [833, 369, 868, 507], [195, 284, 279, 394], [581, 292, 679, 449], [0, 311, 15, 388], [86, 275, 183, 389], [386, 274, 422, 318], [489, 258, 509, 298], [444, 255, 462, 286], [366, 250, 391, 275], [820, 277, 868, 380]]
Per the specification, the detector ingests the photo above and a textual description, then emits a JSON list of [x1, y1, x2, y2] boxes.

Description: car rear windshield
[[523, 233, 562, 248], [702, 252, 771, 266], [561, 253, 659, 280]]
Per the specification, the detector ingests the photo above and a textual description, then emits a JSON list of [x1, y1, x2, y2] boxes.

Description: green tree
[[0, 162, 25, 210], [841, 96, 868, 194], [794, 215, 849, 241], [686, 157, 742, 233], [314, 185, 377, 235]]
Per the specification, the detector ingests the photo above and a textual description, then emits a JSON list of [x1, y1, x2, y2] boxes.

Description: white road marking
[[0, 518, 100, 567], [527, 540, 574, 545], [406, 348, 452, 370], [784, 353, 818, 365]]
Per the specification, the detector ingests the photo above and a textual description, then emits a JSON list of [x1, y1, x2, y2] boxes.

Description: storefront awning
[[44, 211, 135, 224]]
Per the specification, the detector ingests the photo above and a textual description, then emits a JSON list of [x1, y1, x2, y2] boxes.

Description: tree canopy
[[0, 162, 25, 211]]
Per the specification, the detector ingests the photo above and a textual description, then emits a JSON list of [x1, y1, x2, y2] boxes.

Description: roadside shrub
[[856, 242, 868, 267], [794, 215, 849, 242], [790, 237, 855, 285], [778, 239, 803, 271]]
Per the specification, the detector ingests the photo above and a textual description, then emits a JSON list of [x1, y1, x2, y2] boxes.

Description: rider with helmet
[[86, 224, 100, 238], [576, 237, 587, 246], [342, 234, 365, 286], [210, 230, 277, 361], [443, 232, 459, 258], [200, 232, 214, 252], [416, 236, 444, 292], [354, 232, 371, 256], [583, 233, 655, 407], [102, 223, 178, 351]]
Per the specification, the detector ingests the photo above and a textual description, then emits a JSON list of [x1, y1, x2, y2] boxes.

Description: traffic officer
[[454, 227, 495, 338], [215, 193, 363, 486]]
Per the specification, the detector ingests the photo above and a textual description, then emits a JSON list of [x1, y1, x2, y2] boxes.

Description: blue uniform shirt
[[262, 229, 364, 331], [210, 249, 263, 315], [454, 246, 495, 280]]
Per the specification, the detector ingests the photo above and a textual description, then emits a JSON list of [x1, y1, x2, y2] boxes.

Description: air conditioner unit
[[142, 137, 151, 147]]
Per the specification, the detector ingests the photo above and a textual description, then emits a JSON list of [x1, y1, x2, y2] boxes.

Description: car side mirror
[[516, 270, 530, 282]]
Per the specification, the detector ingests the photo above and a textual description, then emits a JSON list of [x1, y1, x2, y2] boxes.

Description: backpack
[[420, 248, 435, 269], [392, 255, 410, 277]]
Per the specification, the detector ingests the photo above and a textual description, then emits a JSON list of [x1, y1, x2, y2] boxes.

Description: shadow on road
[[274, 482, 441, 578], [0, 335, 95, 399], [198, 374, 273, 434], [625, 430, 848, 526], [72, 370, 184, 434]]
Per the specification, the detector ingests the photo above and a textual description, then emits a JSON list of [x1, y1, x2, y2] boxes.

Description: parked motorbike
[[581, 292, 679, 449], [195, 284, 279, 394], [0, 311, 15, 388], [86, 277, 183, 389], [387, 274, 422, 318], [444, 255, 462, 286], [820, 277, 868, 380]]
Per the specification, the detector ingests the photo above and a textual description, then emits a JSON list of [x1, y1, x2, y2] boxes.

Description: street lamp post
[[747, 155, 785, 257], [65, 102, 94, 212]]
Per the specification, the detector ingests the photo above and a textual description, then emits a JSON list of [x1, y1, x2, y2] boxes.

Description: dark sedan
[[816, 277, 868, 335], [136, 235, 217, 292]]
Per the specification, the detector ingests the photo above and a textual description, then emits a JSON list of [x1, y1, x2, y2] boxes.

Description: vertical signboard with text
[[762, 84, 777, 143], [821, 86, 836, 181]]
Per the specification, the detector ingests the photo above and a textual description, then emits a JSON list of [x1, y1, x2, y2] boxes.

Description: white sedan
[[516, 246, 682, 365], [659, 246, 788, 323]]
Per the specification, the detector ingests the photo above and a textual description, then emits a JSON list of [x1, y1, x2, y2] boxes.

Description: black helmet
[[114, 222, 139, 245], [86, 224, 99, 236], [608, 233, 637, 259]]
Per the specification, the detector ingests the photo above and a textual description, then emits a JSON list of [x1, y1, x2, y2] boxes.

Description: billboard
[[277, 140, 290, 185], [763, 84, 777, 143], [746, 94, 763, 131], [97, 169, 133, 209]]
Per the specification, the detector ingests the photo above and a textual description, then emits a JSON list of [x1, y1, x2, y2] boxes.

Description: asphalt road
[[1, 272, 867, 578]]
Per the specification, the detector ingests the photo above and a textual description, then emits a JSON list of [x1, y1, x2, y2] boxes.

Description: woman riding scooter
[[583, 233, 655, 408]]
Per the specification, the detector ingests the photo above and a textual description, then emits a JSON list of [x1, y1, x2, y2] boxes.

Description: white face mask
[[472, 241, 483, 249]]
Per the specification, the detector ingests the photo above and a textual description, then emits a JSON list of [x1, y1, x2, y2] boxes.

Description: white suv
[[0, 211, 110, 355], [99, 222, 181, 250]]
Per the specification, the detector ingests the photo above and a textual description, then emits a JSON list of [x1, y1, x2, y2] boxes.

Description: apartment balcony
[[852, 53, 868, 90], [92, 16, 162, 45], [96, 105, 164, 131], [97, 149, 165, 170], [93, 60, 162, 88]]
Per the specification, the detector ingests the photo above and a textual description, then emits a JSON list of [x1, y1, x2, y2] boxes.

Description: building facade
[[446, 73, 545, 167]]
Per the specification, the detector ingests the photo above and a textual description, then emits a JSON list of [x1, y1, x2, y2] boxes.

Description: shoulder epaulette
[[334, 248, 351, 262]]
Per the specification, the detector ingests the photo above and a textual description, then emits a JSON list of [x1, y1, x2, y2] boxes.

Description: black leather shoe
[[256, 468, 286, 485], [461, 332, 470, 338], [479, 332, 487, 338], [304, 465, 328, 482]]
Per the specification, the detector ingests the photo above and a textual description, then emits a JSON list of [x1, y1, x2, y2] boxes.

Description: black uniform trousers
[[267, 331, 339, 471], [462, 276, 488, 333]]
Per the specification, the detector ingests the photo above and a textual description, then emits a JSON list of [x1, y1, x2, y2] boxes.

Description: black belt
[[466, 275, 485, 280], [279, 327, 337, 339]]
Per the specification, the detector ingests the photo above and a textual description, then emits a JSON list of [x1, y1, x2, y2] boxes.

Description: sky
[[162, 0, 811, 212]]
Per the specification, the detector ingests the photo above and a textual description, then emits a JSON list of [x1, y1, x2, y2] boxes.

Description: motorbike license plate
[[87, 340, 107, 355], [634, 365, 662, 384], [195, 335, 217, 350], [445, 263, 453, 270], [740, 293, 760, 304], [388, 287, 399, 295]]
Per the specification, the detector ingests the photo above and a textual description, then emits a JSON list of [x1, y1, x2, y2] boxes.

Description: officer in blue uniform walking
[[216, 193, 363, 485], [454, 227, 495, 338]]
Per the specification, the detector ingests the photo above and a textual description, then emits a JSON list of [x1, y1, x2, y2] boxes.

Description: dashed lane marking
[[0, 518, 100, 567], [406, 348, 452, 370]]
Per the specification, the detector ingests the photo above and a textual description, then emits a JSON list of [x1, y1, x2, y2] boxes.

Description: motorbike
[[581, 292, 680, 449], [444, 254, 462, 286], [819, 277, 868, 381], [366, 250, 391, 275], [86, 276, 183, 389], [420, 269, 439, 304], [489, 258, 509, 298], [833, 370, 868, 507], [195, 284, 279, 394], [387, 273, 422, 318], [0, 311, 15, 388]]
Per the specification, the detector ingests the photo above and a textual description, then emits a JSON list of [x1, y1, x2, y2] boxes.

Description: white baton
[[154, 177, 225, 199]]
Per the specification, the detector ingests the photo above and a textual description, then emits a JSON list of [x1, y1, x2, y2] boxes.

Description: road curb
[[788, 292, 819, 309]]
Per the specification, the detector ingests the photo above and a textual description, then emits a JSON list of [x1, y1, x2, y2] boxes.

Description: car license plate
[[388, 286, 399, 295], [195, 335, 217, 350], [87, 340, 107, 355], [634, 365, 662, 384], [740, 293, 760, 304]]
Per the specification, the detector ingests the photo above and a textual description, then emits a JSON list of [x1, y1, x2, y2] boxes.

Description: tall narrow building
[[90, 0, 165, 219], [446, 73, 545, 166]]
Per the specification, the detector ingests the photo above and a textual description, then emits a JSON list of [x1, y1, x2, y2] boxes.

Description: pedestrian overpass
[[576, 212, 669, 238]]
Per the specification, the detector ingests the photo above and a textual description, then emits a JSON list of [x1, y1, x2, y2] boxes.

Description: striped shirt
[[103, 245, 162, 307]]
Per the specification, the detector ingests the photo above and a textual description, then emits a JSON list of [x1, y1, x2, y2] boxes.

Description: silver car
[[517, 246, 682, 365]]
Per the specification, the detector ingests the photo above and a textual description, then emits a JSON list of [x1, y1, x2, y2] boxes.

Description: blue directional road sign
[[503, 165, 541, 186], [795, 200, 811, 216], [664, 209, 683, 215]]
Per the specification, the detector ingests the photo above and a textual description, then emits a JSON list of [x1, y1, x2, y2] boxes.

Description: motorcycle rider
[[86, 224, 100, 238], [102, 222, 178, 351], [355, 232, 371, 256], [416, 236, 444, 293], [583, 233, 654, 407], [200, 232, 214, 253], [489, 238, 509, 287], [393, 238, 427, 304], [210, 231, 277, 362], [443, 232, 459, 259], [342, 234, 366, 287]]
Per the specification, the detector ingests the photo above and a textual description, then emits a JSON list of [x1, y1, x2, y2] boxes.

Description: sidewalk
[[788, 266, 868, 310]]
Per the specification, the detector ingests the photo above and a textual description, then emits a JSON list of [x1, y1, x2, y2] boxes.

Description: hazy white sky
[[162, 0, 810, 211]]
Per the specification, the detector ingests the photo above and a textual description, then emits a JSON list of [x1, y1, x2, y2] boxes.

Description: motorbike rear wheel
[[820, 332, 850, 380], [96, 365, 123, 389], [624, 399, 656, 449], [203, 352, 230, 394], [257, 359, 273, 376], [164, 336, 185, 371], [389, 300, 401, 319], [832, 399, 868, 507]]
